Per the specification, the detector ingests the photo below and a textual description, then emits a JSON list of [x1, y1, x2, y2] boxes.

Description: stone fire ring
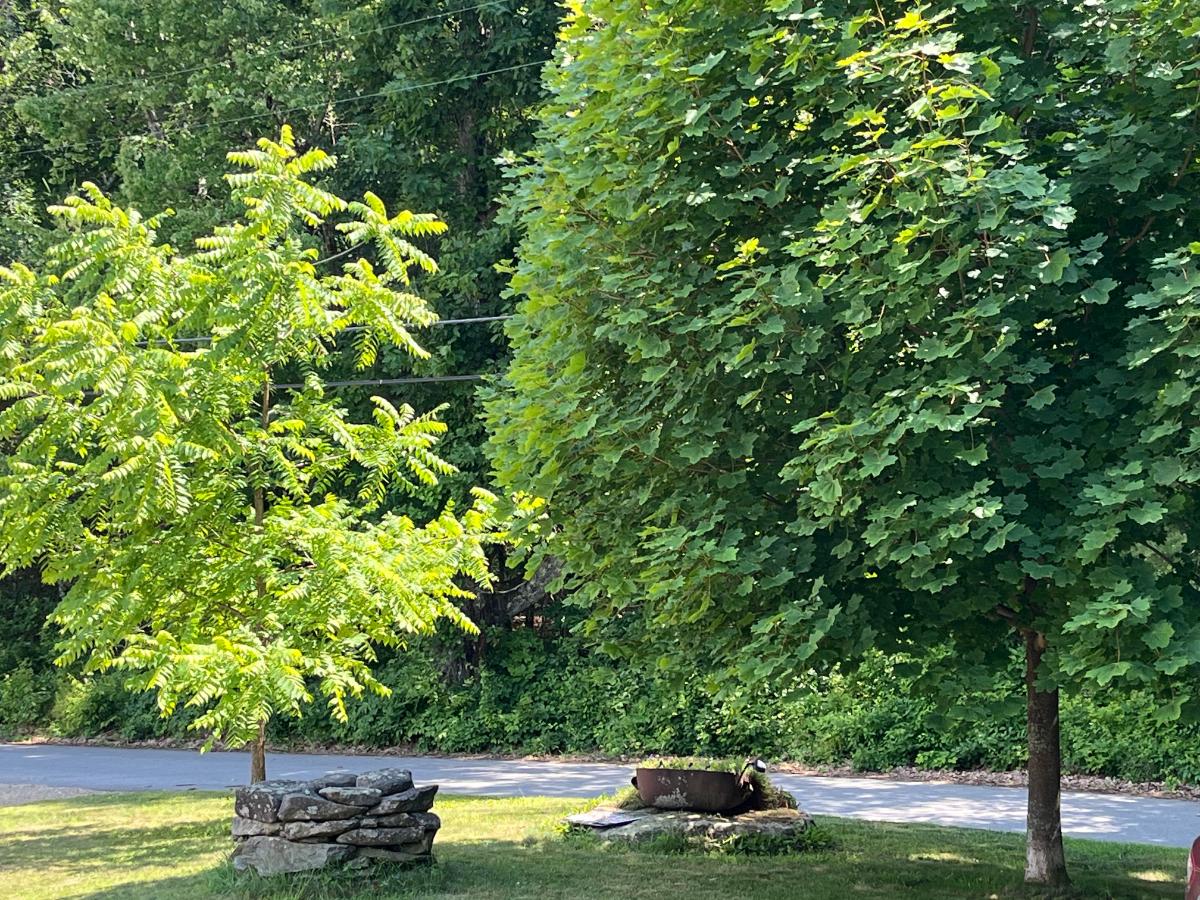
[[566, 805, 815, 845], [231, 768, 441, 876]]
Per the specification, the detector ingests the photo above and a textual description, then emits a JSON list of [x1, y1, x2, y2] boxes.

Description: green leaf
[[1039, 248, 1070, 284]]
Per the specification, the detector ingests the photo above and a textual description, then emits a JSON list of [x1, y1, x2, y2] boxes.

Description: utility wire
[[69, 371, 488, 400], [142, 314, 512, 347], [16, 58, 551, 158], [274, 374, 486, 389], [31, 1, 509, 101]]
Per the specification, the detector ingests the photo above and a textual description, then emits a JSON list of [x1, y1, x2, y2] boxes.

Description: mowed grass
[[0, 791, 1184, 899]]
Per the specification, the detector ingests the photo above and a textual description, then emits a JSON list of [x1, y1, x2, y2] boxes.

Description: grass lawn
[[0, 791, 1183, 899]]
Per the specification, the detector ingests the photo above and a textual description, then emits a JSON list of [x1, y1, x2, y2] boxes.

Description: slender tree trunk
[[1024, 629, 1068, 887], [250, 720, 267, 783], [248, 375, 271, 785]]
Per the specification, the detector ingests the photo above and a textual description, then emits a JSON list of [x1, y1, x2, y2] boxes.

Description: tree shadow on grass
[[53, 829, 1187, 900], [2, 819, 225, 872]]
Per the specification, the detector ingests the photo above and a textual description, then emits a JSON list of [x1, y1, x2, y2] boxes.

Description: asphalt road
[[2, 743, 1197, 847]]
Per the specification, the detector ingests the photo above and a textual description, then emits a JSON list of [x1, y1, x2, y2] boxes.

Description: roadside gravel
[[0, 783, 100, 806]]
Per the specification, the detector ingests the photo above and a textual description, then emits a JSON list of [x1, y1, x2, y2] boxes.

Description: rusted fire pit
[[631, 758, 766, 813]]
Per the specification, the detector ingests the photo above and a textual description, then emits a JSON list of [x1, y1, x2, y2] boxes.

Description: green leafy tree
[[0, 127, 499, 781], [489, 0, 1200, 885], [4, 1, 559, 650]]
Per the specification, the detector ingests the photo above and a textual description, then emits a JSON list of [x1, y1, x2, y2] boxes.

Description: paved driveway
[[2, 743, 1197, 847]]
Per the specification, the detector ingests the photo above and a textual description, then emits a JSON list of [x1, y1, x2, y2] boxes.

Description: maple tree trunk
[[250, 720, 267, 783], [1025, 629, 1068, 887]]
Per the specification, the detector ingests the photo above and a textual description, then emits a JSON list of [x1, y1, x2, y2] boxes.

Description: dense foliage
[[2, 0, 557, 515], [0, 0, 560, 734], [9, 623, 1200, 788], [492, 0, 1200, 719], [489, 0, 1200, 883], [0, 128, 500, 752]]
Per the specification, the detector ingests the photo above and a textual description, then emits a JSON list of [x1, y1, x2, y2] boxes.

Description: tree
[[0, 127, 499, 782], [4, 0, 559, 661], [488, 0, 1200, 885]]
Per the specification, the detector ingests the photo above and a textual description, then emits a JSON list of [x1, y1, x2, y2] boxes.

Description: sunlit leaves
[[0, 130, 500, 748]]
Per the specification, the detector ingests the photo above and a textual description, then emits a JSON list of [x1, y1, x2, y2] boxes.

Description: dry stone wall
[[231, 768, 440, 876]]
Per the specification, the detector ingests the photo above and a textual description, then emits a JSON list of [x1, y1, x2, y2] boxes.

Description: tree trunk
[[248, 376, 271, 786], [250, 720, 267, 783], [1024, 630, 1068, 887]]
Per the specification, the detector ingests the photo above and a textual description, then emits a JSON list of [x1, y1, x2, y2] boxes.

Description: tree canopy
[[488, 0, 1200, 883], [0, 0, 561, 677], [3, 0, 557, 517], [0, 128, 499, 759]]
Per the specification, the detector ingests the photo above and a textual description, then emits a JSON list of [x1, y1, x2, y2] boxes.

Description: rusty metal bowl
[[631, 767, 752, 813]]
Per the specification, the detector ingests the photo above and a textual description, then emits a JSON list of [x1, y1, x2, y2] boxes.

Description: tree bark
[[248, 375, 271, 785], [250, 720, 267, 783], [1024, 629, 1068, 886]]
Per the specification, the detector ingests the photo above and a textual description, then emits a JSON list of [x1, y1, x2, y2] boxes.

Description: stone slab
[[234, 782, 304, 824], [278, 792, 364, 822], [585, 807, 815, 844], [356, 768, 413, 795], [337, 825, 425, 846], [232, 815, 283, 838], [305, 772, 358, 791], [232, 836, 355, 875], [281, 819, 357, 841], [565, 807, 657, 829], [369, 785, 437, 815], [319, 786, 382, 807]]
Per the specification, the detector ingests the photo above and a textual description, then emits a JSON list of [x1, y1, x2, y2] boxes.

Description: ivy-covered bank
[[5, 603, 1200, 787]]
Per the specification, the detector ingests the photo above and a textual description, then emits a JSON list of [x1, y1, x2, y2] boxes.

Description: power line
[[66, 371, 487, 401], [32, 1, 509, 101], [17, 58, 551, 158], [274, 374, 486, 389], [140, 315, 512, 347]]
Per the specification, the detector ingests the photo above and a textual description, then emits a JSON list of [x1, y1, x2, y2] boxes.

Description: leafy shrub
[[6, 586, 1200, 786], [719, 825, 835, 856], [49, 676, 198, 741], [0, 663, 55, 733]]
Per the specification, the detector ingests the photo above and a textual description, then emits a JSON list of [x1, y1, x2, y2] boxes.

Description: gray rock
[[232, 836, 355, 875], [234, 781, 304, 823], [593, 807, 815, 845], [305, 771, 358, 791], [281, 819, 358, 841], [358, 833, 434, 863], [318, 786, 382, 806], [359, 812, 419, 829], [355, 768, 413, 795], [337, 826, 425, 846], [412, 812, 441, 832], [232, 815, 282, 838], [369, 785, 438, 816], [277, 792, 363, 822]]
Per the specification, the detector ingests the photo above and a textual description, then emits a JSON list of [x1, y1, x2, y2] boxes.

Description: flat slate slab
[[564, 807, 658, 829]]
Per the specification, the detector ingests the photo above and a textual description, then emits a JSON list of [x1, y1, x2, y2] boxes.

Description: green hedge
[[3, 582, 1198, 784]]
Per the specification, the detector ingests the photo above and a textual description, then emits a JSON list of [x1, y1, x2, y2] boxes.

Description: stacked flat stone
[[231, 768, 440, 876]]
